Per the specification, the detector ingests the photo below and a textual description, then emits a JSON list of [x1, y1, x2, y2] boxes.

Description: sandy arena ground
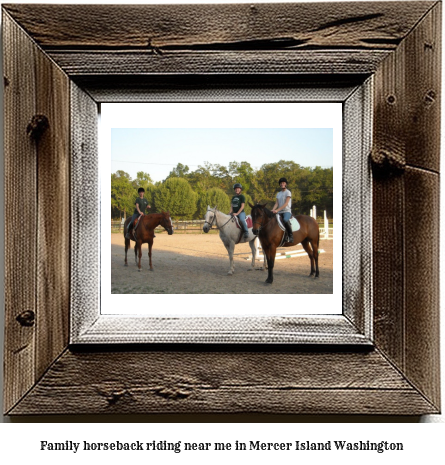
[[111, 231, 333, 294]]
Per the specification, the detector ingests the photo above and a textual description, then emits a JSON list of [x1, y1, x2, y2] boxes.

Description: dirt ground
[[111, 232, 333, 294]]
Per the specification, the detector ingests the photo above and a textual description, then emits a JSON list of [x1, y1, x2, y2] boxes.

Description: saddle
[[234, 215, 253, 229], [276, 214, 300, 232], [233, 215, 253, 245], [276, 214, 300, 247], [131, 215, 142, 240]]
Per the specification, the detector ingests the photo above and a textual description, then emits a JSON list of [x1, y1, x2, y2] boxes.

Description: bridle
[[252, 208, 268, 234], [204, 208, 235, 231], [161, 214, 173, 231]]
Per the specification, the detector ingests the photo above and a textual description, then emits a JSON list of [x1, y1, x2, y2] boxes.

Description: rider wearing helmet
[[229, 183, 249, 239], [125, 187, 151, 239], [272, 177, 293, 243]]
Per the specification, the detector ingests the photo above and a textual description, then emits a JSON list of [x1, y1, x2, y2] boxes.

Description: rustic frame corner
[[3, 2, 441, 416]]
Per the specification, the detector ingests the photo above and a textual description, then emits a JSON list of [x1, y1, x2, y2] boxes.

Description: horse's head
[[203, 206, 216, 233], [161, 212, 174, 235], [250, 203, 269, 235]]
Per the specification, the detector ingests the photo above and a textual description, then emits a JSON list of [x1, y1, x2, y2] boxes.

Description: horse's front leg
[[225, 241, 235, 275], [134, 243, 138, 266], [124, 238, 130, 266], [248, 239, 256, 271], [265, 245, 276, 284], [137, 242, 142, 271], [148, 239, 153, 271]]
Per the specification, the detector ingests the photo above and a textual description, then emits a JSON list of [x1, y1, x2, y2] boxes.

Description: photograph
[[102, 102, 342, 316]]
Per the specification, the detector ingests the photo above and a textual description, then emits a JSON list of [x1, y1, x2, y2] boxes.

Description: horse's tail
[[317, 219, 320, 249]]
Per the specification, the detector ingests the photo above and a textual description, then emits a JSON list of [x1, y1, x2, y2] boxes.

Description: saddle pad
[[289, 217, 300, 232], [235, 215, 253, 229], [276, 215, 300, 232]]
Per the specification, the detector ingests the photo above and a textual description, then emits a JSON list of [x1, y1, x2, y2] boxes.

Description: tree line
[[111, 160, 333, 221]]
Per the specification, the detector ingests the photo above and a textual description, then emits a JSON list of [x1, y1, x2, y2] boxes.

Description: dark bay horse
[[249, 203, 320, 284], [123, 212, 173, 271]]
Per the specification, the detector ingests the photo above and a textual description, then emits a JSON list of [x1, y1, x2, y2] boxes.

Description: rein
[[204, 208, 235, 231]]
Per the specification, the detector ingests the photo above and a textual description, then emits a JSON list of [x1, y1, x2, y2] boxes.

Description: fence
[[111, 219, 208, 234], [112, 209, 334, 238]]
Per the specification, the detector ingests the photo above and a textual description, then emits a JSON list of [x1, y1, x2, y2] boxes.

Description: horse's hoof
[[138, 269, 141, 272], [265, 279, 273, 284], [124, 263, 128, 267], [150, 269, 154, 272], [227, 271, 233, 276]]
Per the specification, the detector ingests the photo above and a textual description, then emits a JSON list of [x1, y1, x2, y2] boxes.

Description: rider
[[125, 187, 151, 239], [229, 183, 249, 239], [272, 177, 294, 243]]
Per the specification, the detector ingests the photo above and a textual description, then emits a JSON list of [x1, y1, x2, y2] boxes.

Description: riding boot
[[285, 220, 294, 243], [240, 219, 249, 238], [125, 224, 133, 239]]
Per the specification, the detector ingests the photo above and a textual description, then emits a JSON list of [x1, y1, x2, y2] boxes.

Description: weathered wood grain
[[2, 2, 435, 50], [8, 349, 437, 415], [34, 38, 71, 382], [404, 167, 440, 407], [3, 12, 38, 414], [70, 83, 100, 339], [47, 50, 391, 77], [372, 2, 441, 412], [404, 2, 441, 172]]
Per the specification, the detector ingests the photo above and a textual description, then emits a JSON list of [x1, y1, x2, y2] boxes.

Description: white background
[[0, 0, 444, 461]]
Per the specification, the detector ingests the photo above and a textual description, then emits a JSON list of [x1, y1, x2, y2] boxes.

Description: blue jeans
[[128, 212, 139, 228], [237, 211, 248, 233], [279, 211, 291, 223]]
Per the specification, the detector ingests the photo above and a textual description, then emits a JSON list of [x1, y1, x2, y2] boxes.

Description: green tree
[[186, 162, 218, 196], [153, 177, 197, 219], [228, 161, 255, 196], [196, 187, 231, 219], [132, 171, 153, 190], [111, 171, 134, 220], [165, 163, 190, 180]]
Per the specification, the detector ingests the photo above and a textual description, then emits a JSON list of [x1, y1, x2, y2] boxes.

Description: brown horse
[[249, 203, 320, 284], [123, 212, 173, 271]]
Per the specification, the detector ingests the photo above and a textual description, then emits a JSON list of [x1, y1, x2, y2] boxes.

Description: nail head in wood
[[425, 90, 436, 105]]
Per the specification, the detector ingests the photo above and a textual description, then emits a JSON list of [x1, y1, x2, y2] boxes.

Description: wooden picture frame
[[2, 2, 440, 415]]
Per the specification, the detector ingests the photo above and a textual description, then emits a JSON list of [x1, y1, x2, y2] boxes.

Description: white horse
[[203, 206, 265, 275]]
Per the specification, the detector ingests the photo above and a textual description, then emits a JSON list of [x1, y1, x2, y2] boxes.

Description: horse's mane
[[252, 204, 275, 219]]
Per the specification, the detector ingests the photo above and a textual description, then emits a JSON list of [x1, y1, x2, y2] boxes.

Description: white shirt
[[276, 189, 292, 213]]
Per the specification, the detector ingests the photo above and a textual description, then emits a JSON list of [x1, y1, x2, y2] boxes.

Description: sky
[[111, 127, 334, 182], [101, 102, 342, 184]]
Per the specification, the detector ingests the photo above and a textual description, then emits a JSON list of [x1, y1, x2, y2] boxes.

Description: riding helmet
[[138, 187, 145, 193], [278, 177, 288, 185], [233, 183, 243, 190]]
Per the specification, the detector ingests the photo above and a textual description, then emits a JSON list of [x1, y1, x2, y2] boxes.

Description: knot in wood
[[370, 149, 405, 177], [154, 386, 191, 400], [27, 115, 49, 140], [16, 310, 35, 327]]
